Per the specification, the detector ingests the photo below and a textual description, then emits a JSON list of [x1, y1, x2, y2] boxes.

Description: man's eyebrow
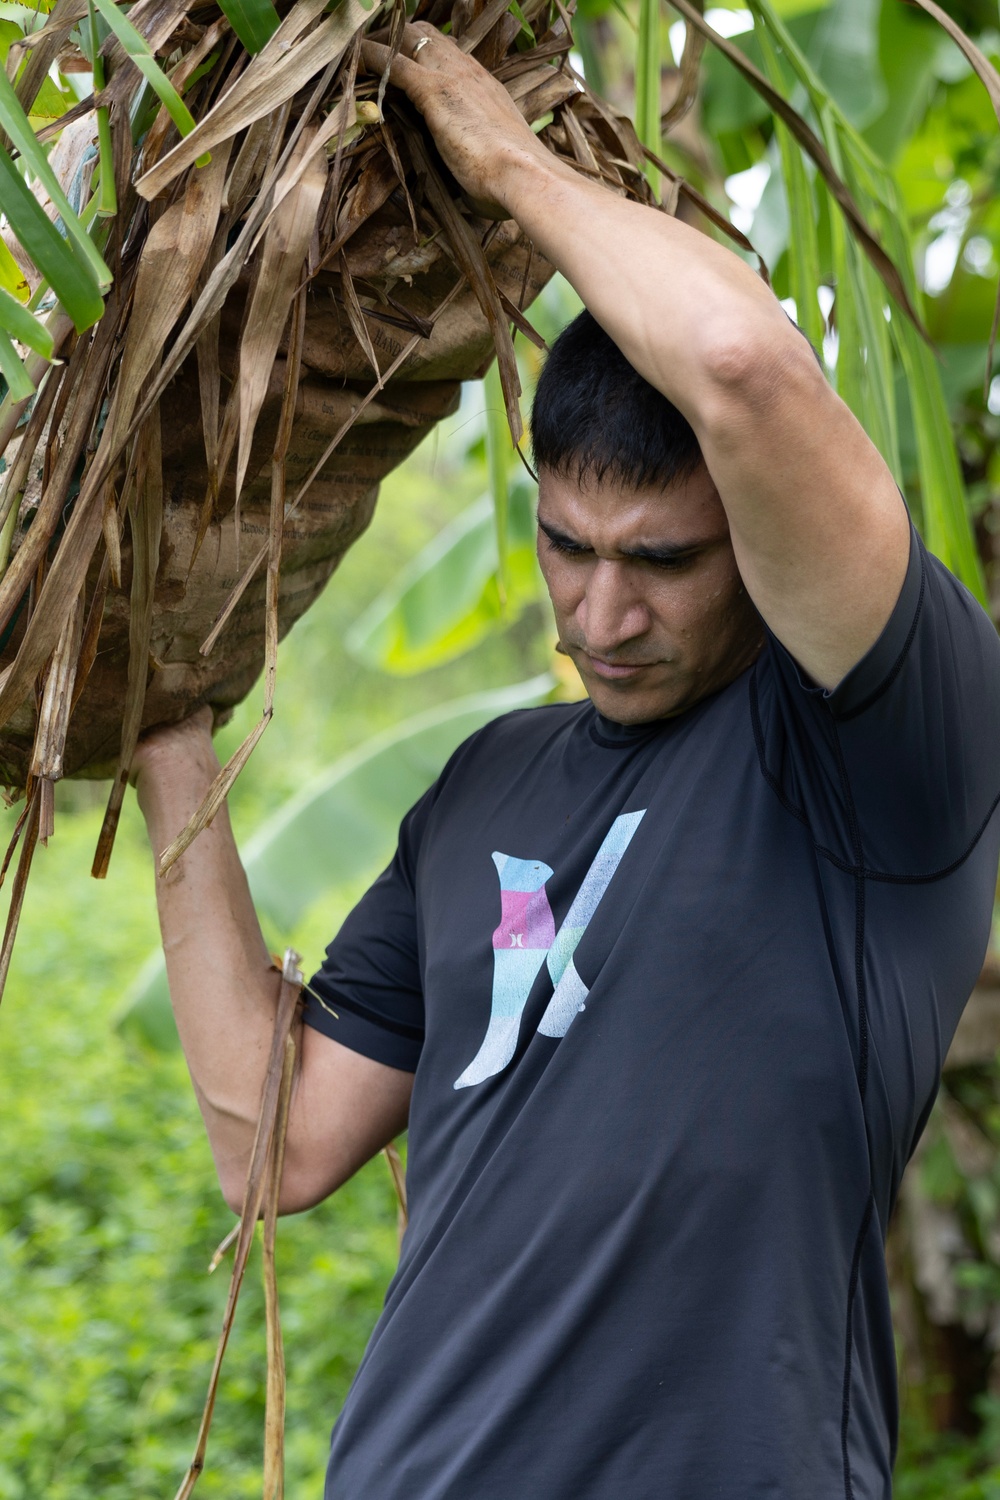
[[537, 516, 705, 563], [537, 517, 589, 549], [625, 540, 704, 563]]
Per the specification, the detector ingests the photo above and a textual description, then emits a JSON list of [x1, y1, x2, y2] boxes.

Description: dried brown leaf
[[224, 116, 275, 218], [92, 408, 163, 878], [235, 130, 327, 503], [136, 0, 383, 200], [383, 1140, 408, 1220], [71, 552, 110, 715], [407, 130, 522, 441], [493, 34, 572, 81], [906, 0, 1000, 119], [0, 358, 68, 537], [29, 590, 83, 785], [138, 14, 232, 174], [0, 318, 112, 644], [120, 68, 334, 451], [640, 141, 771, 281], [0, 313, 74, 458], [171, 953, 303, 1500], [249, 92, 369, 251], [662, 0, 705, 133], [106, 143, 231, 460], [517, 70, 580, 123], [8, 0, 87, 131], [456, 0, 518, 54], [158, 714, 270, 874], [498, 288, 547, 349], [264, 288, 306, 722], [560, 104, 599, 174], [262, 1031, 296, 1500], [339, 252, 384, 388], [0, 786, 40, 1003]]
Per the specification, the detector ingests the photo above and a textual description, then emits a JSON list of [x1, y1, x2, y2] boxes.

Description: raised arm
[[133, 712, 413, 1215], [385, 27, 910, 690]]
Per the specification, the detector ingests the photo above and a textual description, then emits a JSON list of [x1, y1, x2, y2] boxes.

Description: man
[[133, 26, 1000, 1500]]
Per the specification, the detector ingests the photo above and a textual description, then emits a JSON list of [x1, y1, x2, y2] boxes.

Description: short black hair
[[530, 310, 703, 490]]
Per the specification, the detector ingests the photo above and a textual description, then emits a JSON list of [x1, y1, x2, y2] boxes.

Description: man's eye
[[646, 553, 696, 571], [546, 535, 587, 557]]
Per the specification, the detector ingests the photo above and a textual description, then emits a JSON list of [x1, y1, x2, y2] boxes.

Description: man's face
[[536, 463, 764, 725]]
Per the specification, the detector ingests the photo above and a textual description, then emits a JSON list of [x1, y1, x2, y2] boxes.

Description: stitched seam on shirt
[[829, 717, 874, 1498], [751, 670, 869, 877], [836, 553, 926, 723], [856, 788, 1000, 883], [751, 665, 1000, 886], [305, 987, 424, 1042], [841, 1192, 875, 1500], [749, 666, 812, 830], [830, 721, 868, 1100]]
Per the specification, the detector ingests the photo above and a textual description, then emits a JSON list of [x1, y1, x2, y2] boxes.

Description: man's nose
[[578, 561, 650, 654]]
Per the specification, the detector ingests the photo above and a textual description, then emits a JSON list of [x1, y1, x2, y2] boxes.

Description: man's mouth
[[579, 652, 652, 682]]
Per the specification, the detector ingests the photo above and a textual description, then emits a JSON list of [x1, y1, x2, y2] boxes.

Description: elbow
[[698, 322, 824, 434], [216, 1162, 346, 1218], [219, 1170, 247, 1216]]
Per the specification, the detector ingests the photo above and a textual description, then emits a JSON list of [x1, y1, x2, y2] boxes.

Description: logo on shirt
[[453, 811, 646, 1089]]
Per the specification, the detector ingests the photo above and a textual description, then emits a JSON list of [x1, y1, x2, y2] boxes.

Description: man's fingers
[[401, 21, 452, 61], [359, 38, 420, 93], [358, 22, 534, 229], [361, 23, 451, 97]]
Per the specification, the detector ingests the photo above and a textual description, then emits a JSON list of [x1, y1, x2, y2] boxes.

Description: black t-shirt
[[304, 529, 1000, 1500]]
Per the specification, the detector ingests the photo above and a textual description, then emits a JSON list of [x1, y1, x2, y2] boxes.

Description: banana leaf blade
[[0, 284, 54, 358], [0, 327, 35, 400], [217, 0, 280, 53], [0, 66, 111, 292], [0, 147, 104, 331]]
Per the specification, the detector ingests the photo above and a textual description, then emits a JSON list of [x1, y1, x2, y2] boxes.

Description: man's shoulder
[[407, 698, 590, 835], [446, 697, 590, 770]]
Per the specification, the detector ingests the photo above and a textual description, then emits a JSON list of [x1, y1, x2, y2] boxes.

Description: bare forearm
[[136, 728, 277, 1191], [495, 145, 791, 433]]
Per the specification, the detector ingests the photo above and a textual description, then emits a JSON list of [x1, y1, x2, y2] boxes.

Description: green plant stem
[[636, 0, 661, 196], [0, 479, 22, 580], [484, 360, 511, 603], [89, 1, 117, 219]]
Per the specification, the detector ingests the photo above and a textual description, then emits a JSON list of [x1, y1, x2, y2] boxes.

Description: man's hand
[[130, 704, 216, 793], [364, 24, 564, 218]]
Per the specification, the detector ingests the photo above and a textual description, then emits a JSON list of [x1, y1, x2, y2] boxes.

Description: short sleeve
[[302, 788, 434, 1072], [754, 526, 1000, 876]]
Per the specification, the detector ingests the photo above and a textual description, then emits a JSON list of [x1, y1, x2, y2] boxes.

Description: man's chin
[[583, 677, 681, 726]]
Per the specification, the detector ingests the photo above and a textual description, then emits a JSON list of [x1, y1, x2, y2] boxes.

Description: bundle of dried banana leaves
[[0, 0, 741, 1000]]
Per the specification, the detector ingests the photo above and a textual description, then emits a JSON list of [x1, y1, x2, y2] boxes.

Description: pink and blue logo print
[[454, 811, 646, 1089]]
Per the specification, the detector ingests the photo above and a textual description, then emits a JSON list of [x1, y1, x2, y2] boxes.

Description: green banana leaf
[[345, 484, 543, 674]]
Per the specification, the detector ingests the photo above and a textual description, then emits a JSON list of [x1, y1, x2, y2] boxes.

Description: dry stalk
[[172, 949, 303, 1500]]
